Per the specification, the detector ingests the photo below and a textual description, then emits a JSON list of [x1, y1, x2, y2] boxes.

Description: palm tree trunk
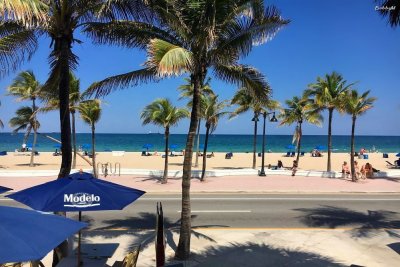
[[252, 112, 258, 169], [30, 99, 37, 167], [176, 71, 203, 260], [162, 127, 169, 184], [296, 122, 302, 164], [200, 125, 210, 181], [327, 108, 333, 172], [350, 116, 356, 182], [57, 39, 72, 179], [194, 119, 201, 167], [23, 126, 32, 147], [92, 124, 97, 178], [71, 111, 77, 169]]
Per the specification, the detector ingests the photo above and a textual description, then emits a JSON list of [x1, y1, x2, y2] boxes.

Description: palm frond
[[0, 22, 38, 77], [375, 0, 400, 27], [84, 21, 181, 50], [214, 64, 270, 103], [0, 0, 48, 25], [84, 67, 158, 98], [146, 38, 193, 76]]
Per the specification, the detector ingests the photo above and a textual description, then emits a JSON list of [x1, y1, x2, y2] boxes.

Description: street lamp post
[[259, 112, 278, 176]]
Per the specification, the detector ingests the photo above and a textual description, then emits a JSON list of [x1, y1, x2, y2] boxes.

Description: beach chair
[[112, 244, 141, 267], [284, 151, 290, 157], [225, 152, 232, 159], [300, 151, 305, 156], [0, 151, 7, 156], [258, 152, 262, 157], [141, 151, 146, 156], [386, 161, 400, 169], [290, 151, 295, 157], [383, 153, 389, 158]]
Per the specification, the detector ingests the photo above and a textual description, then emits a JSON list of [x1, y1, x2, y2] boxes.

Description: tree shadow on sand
[[175, 242, 346, 267], [295, 205, 400, 238], [87, 212, 228, 252]]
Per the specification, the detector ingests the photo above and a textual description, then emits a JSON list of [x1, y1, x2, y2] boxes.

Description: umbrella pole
[[78, 211, 82, 267]]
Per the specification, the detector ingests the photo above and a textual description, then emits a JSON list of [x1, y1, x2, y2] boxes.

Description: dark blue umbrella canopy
[[396, 153, 400, 157], [53, 144, 61, 148], [0, 186, 12, 194], [315, 145, 326, 150], [7, 172, 146, 212], [0, 206, 87, 263], [81, 143, 91, 149]]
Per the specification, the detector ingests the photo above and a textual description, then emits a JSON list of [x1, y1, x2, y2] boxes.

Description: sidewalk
[[1, 173, 400, 194]]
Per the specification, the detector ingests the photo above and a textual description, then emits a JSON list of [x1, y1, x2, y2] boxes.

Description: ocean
[[0, 133, 399, 153]]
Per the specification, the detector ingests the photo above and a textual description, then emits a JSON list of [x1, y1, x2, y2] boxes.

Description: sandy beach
[[0, 151, 397, 172]]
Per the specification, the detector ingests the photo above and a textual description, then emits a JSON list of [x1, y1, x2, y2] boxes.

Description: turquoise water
[[0, 133, 399, 153]]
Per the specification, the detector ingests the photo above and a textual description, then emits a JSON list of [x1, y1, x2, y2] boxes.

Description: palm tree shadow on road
[[294, 205, 400, 238], [86, 212, 228, 252]]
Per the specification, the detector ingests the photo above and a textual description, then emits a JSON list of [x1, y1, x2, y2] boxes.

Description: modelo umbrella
[[0, 186, 12, 194], [7, 171, 146, 266], [315, 145, 326, 150], [396, 153, 400, 157], [0, 206, 87, 264]]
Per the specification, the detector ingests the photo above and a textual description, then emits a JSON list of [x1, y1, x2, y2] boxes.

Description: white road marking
[[143, 197, 400, 201], [178, 210, 252, 213]]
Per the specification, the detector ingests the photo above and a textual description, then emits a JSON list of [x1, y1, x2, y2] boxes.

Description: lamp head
[[270, 112, 278, 122]]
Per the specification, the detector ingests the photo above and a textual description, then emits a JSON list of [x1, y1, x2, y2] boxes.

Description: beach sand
[[0, 151, 396, 172]]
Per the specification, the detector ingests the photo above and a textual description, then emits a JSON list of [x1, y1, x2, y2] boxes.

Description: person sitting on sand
[[342, 161, 350, 178], [361, 162, 373, 179], [277, 160, 283, 169], [153, 151, 158, 156], [316, 150, 322, 157]]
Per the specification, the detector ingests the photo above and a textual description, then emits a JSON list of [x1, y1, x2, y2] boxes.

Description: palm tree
[[8, 70, 42, 167], [85, 2, 289, 258], [178, 77, 214, 168], [41, 72, 82, 169], [375, 0, 400, 27], [141, 98, 189, 184], [230, 87, 278, 169], [200, 95, 228, 181], [0, 101, 4, 129], [9, 106, 40, 166], [306, 72, 354, 172], [279, 95, 323, 165], [343, 90, 376, 182], [77, 99, 102, 178], [0, 1, 144, 180]]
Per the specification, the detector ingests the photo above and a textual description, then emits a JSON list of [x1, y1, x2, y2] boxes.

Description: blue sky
[[0, 0, 399, 135]]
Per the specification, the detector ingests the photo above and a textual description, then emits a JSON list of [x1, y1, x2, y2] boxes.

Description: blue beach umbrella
[[0, 185, 12, 194], [8, 171, 146, 265], [315, 145, 326, 150], [396, 153, 400, 157], [169, 144, 178, 150], [53, 144, 61, 148], [0, 206, 87, 263], [285, 144, 295, 150], [143, 143, 153, 151], [81, 143, 91, 149]]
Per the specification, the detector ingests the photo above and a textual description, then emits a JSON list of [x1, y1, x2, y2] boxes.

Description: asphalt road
[[2, 193, 400, 230]]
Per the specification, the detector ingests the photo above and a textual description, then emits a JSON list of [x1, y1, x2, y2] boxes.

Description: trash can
[[358, 155, 363, 159], [363, 154, 368, 159]]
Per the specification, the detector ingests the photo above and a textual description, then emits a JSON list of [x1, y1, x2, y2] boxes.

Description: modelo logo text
[[64, 193, 101, 208]]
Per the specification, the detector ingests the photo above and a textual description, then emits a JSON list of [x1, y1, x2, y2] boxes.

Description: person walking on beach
[[291, 160, 298, 176]]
